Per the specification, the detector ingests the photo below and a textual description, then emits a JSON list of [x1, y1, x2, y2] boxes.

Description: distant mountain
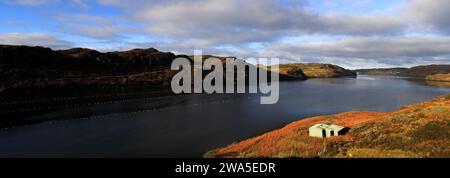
[[353, 68, 408, 76], [355, 65, 450, 78]]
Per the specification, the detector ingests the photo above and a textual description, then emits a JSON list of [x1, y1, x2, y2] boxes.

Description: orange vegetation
[[205, 95, 450, 158], [426, 73, 450, 87], [426, 73, 450, 82]]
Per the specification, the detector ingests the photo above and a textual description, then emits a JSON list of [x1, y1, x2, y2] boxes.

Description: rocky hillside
[[268, 65, 307, 81], [355, 65, 450, 78], [1, 45, 338, 92], [0, 45, 179, 91], [0, 45, 176, 77], [279, 63, 356, 78], [205, 95, 450, 158]]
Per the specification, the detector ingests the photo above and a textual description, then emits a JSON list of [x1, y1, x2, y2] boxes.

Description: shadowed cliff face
[[0, 45, 179, 91], [0, 45, 177, 77], [275, 65, 307, 81]]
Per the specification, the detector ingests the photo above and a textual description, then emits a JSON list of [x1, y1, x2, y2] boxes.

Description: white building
[[309, 124, 346, 138]]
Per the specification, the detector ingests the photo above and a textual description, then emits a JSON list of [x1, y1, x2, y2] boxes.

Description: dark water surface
[[0, 75, 449, 157]]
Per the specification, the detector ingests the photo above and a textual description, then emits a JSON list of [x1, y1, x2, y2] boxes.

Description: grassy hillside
[[427, 73, 450, 82], [425, 73, 450, 87], [403, 65, 450, 78], [205, 95, 450, 158]]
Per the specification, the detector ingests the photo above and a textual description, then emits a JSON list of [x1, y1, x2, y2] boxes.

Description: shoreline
[[0, 75, 447, 129], [205, 94, 450, 158]]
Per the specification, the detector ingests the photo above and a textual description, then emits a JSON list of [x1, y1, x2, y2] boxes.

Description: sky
[[1, 0, 450, 69]]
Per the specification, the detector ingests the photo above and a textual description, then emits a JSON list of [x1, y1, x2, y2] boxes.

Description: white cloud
[[3, 0, 58, 5], [2, 0, 450, 68], [255, 35, 450, 68], [406, 0, 450, 34], [0, 33, 73, 49], [54, 14, 130, 39], [126, 0, 405, 46], [3, 0, 90, 8], [69, 0, 90, 9]]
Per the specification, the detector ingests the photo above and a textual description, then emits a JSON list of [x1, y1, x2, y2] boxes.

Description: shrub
[[390, 114, 413, 121], [411, 121, 450, 141]]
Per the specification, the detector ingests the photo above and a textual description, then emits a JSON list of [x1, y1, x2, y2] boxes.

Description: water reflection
[[425, 81, 450, 88]]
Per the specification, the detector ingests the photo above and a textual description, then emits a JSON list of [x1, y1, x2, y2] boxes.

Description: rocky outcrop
[[0, 45, 178, 91], [0, 45, 177, 77], [279, 63, 356, 78], [277, 65, 308, 81]]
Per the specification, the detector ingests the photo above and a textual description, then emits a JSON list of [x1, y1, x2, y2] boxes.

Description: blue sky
[[1, 0, 450, 69], [308, 0, 404, 14]]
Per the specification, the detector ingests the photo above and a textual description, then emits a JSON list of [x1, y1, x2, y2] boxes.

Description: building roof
[[328, 124, 345, 130], [311, 124, 329, 129], [310, 124, 345, 131]]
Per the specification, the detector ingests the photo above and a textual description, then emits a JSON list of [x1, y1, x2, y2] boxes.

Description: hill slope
[[0, 45, 178, 91], [425, 74, 450, 87], [427, 73, 450, 82], [355, 65, 450, 78], [279, 63, 356, 78], [205, 95, 450, 158]]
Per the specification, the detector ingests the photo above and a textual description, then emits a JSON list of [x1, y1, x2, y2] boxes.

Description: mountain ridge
[[354, 65, 450, 78], [0, 45, 356, 92]]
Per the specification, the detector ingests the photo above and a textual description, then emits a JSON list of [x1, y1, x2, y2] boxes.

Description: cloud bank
[[1, 0, 450, 68]]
